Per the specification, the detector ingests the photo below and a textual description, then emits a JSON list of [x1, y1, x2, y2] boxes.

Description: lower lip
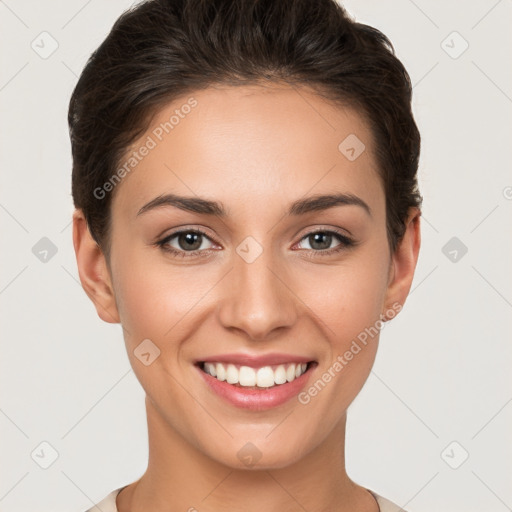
[[196, 363, 317, 411]]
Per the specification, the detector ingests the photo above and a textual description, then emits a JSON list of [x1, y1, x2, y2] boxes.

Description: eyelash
[[155, 227, 355, 259]]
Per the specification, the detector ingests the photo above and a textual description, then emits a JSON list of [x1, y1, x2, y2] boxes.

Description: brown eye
[[307, 232, 335, 250], [295, 229, 354, 256], [175, 232, 204, 251], [156, 228, 217, 258]]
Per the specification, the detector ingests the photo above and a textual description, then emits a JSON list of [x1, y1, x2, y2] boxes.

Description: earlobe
[[72, 209, 120, 324], [381, 208, 421, 321]]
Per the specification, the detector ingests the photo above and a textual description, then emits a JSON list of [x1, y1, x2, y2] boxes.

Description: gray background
[[1, 1, 511, 511]]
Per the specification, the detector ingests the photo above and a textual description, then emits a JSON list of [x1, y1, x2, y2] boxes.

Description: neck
[[117, 397, 379, 512]]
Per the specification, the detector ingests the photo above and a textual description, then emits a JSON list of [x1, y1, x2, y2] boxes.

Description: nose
[[217, 243, 298, 341]]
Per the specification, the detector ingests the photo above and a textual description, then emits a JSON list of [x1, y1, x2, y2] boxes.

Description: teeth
[[256, 366, 274, 388], [202, 362, 309, 388], [239, 365, 256, 386], [215, 363, 225, 381], [274, 365, 287, 385]]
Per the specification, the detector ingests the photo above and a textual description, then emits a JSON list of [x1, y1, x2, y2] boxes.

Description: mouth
[[195, 360, 317, 389], [194, 360, 318, 410]]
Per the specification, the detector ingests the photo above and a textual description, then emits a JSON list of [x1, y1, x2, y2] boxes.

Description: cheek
[[291, 246, 390, 409], [297, 251, 389, 343], [112, 251, 220, 367]]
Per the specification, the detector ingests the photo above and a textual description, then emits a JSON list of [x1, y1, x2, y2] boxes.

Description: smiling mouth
[[196, 361, 317, 389]]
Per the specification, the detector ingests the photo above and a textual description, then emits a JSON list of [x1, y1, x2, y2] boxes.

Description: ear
[[382, 207, 421, 321], [72, 209, 120, 324]]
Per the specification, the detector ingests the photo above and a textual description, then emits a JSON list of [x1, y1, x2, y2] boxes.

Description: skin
[[73, 82, 420, 512]]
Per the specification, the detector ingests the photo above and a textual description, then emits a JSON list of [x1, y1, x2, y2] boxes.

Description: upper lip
[[195, 353, 316, 367]]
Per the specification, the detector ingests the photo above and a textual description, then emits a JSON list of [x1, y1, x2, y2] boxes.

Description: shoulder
[[82, 486, 125, 512], [367, 488, 408, 512]]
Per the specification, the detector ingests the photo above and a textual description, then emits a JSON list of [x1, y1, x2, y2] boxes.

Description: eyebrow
[[136, 192, 372, 218]]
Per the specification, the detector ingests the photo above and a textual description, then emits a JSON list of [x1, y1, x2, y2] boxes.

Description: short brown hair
[[68, 0, 422, 261]]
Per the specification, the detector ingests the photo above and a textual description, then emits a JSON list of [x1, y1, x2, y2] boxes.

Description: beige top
[[84, 486, 408, 512]]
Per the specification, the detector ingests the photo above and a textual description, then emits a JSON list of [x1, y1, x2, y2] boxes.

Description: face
[[76, 83, 418, 470]]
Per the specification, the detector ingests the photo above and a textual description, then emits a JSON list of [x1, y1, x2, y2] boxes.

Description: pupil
[[311, 232, 331, 250], [180, 232, 202, 251]]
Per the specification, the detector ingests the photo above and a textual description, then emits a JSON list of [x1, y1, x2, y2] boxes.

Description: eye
[[155, 227, 355, 259], [156, 228, 217, 258], [295, 229, 355, 256]]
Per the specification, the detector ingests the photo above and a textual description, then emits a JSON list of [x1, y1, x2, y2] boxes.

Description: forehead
[[112, 83, 383, 220]]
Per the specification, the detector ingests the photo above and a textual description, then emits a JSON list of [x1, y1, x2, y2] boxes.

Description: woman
[[70, 0, 422, 510]]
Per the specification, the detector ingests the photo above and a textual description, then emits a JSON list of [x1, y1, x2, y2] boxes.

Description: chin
[[206, 436, 309, 471]]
